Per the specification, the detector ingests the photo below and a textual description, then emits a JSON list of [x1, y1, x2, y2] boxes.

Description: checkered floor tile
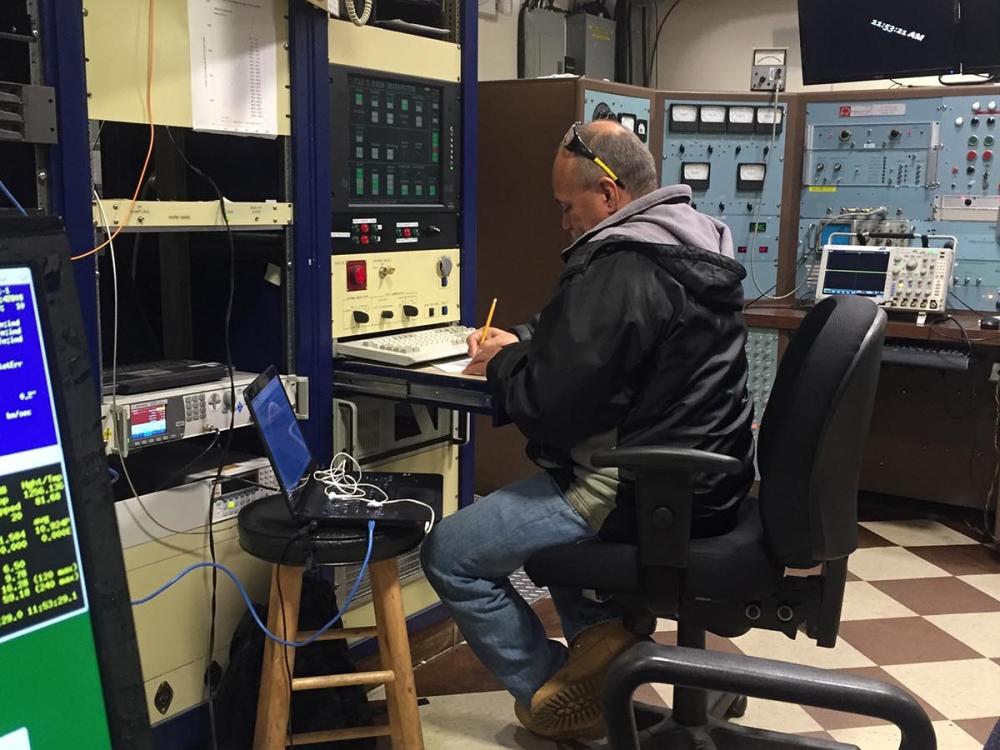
[[403, 519, 1000, 747]]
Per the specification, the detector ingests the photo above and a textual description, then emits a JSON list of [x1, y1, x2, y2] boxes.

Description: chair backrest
[[756, 296, 886, 568]]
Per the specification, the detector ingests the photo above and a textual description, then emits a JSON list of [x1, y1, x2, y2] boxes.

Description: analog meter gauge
[[755, 106, 784, 135], [727, 106, 755, 133], [681, 162, 711, 190], [669, 104, 698, 133], [699, 105, 726, 133], [737, 162, 767, 191]]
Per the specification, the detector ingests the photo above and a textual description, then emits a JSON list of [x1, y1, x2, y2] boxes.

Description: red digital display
[[130, 402, 167, 440]]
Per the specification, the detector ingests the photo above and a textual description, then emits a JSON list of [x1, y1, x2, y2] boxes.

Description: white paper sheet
[[433, 357, 473, 374], [0, 728, 31, 750], [188, 0, 279, 137]]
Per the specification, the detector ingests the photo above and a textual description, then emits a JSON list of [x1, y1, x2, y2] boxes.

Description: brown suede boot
[[514, 700, 606, 741], [515, 620, 645, 740]]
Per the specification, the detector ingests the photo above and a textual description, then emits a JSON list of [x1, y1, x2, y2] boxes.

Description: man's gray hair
[[562, 121, 659, 198]]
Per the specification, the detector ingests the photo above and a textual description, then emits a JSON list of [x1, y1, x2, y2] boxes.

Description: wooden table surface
[[745, 305, 1000, 349]]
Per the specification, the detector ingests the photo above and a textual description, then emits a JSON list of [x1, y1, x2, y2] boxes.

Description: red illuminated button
[[985, 150, 994, 161], [402, 227, 412, 238], [361, 224, 370, 233], [346, 260, 367, 291], [737, 246, 748, 254], [360, 235, 370, 245], [758, 246, 769, 254], [968, 150, 979, 161]]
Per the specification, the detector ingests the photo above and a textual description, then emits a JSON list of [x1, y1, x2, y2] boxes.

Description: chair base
[[707, 691, 745, 720], [610, 704, 859, 750]]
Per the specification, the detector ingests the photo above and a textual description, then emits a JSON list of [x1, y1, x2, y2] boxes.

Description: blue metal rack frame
[[39, 0, 477, 743], [290, 0, 334, 463], [39, 0, 99, 374], [458, 0, 479, 513]]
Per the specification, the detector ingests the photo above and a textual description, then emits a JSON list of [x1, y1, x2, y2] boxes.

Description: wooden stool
[[238, 496, 426, 749]]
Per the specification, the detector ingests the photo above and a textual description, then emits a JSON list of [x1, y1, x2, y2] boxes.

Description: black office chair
[[525, 296, 937, 749]]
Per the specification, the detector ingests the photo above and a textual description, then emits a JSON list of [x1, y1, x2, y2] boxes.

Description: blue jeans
[[421, 473, 620, 705]]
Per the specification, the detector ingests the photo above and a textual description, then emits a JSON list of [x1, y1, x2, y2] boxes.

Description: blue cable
[[131, 519, 376, 648], [0, 177, 28, 216]]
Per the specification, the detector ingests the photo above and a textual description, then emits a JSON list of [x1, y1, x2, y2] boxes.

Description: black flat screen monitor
[[960, 0, 1000, 74], [0, 218, 151, 750], [798, 0, 960, 85]]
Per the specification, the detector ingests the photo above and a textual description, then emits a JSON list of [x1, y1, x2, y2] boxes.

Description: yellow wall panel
[[329, 21, 461, 82], [83, 0, 291, 134]]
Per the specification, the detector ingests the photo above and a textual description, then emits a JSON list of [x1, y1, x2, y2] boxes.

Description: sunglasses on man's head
[[561, 122, 625, 189]]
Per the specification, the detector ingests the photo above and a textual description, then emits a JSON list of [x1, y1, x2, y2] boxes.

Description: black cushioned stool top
[[238, 495, 426, 565]]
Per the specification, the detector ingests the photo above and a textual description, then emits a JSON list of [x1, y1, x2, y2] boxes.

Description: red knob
[[968, 150, 979, 161], [361, 224, 370, 234], [403, 227, 412, 238], [360, 235, 370, 245], [985, 150, 994, 162]]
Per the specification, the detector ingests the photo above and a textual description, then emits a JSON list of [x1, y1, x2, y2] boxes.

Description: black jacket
[[487, 184, 755, 541]]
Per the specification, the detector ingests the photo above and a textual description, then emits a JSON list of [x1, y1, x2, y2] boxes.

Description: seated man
[[421, 119, 755, 740]]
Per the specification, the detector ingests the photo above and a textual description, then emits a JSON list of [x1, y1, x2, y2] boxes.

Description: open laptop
[[244, 367, 440, 528]]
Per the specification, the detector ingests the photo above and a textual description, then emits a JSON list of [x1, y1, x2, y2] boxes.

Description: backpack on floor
[[214, 573, 378, 750]]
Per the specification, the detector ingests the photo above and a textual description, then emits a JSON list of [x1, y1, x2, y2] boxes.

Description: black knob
[[965, 198, 974, 206], [990, 117, 997, 126], [403, 305, 418, 317], [652, 507, 675, 529], [423, 225, 442, 235], [746, 203, 753, 212], [972, 117, 981, 127], [968, 165, 977, 175], [353, 311, 370, 324], [735, 146, 742, 155], [707, 145, 714, 155], [381, 310, 394, 319], [889, 129, 902, 140], [839, 129, 852, 141], [763, 146, 770, 156], [718, 202, 726, 212], [679, 144, 685, 154]]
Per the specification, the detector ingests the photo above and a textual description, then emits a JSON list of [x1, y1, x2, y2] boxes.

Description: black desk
[[333, 357, 493, 415]]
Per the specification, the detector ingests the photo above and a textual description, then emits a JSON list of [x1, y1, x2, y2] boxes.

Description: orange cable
[[73, 0, 156, 261]]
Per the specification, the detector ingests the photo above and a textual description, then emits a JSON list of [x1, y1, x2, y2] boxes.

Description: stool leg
[[370, 558, 424, 750], [253, 564, 303, 750]]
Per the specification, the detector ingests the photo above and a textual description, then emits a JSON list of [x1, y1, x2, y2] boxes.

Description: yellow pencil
[[480, 297, 498, 345]]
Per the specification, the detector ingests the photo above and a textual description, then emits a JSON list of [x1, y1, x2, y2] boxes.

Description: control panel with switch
[[330, 66, 460, 212], [332, 248, 461, 338], [796, 91, 1000, 311], [102, 373, 302, 456], [584, 89, 652, 145], [332, 213, 458, 253], [661, 95, 789, 298]]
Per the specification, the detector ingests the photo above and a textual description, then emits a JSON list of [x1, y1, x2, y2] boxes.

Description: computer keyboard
[[335, 325, 476, 366], [881, 343, 970, 371]]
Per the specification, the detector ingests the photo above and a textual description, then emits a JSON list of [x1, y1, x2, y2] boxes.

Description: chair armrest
[[592, 447, 745, 476], [605, 642, 936, 750]]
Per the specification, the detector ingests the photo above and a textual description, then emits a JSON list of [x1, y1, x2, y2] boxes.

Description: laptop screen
[[248, 375, 311, 495]]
